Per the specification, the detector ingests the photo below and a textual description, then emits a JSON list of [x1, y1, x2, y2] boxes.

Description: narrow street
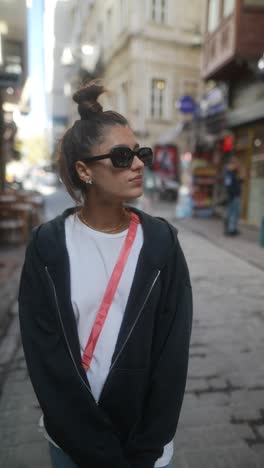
[[0, 187, 263, 468]]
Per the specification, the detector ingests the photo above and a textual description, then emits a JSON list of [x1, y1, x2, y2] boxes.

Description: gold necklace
[[79, 208, 131, 234]]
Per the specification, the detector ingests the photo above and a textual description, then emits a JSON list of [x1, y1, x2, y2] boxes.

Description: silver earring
[[85, 179, 92, 185]]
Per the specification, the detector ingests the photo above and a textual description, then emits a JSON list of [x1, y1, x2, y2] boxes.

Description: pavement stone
[[0, 246, 24, 337], [195, 392, 230, 407], [0, 244, 25, 393], [230, 404, 263, 422], [185, 378, 209, 393], [254, 445, 264, 462], [182, 446, 261, 468], [0, 317, 20, 366], [175, 424, 252, 450], [171, 453, 188, 468], [0, 349, 50, 467], [179, 406, 231, 428], [0, 442, 51, 468], [230, 390, 264, 408], [177, 215, 264, 272]]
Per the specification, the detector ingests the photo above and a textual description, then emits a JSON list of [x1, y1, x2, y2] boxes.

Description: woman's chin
[[124, 188, 144, 200]]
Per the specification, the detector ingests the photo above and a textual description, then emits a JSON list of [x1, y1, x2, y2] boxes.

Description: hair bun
[[73, 81, 105, 119]]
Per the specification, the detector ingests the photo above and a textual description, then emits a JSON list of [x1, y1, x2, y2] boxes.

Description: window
[[151, 0, 168, 24], [223, 0, 235, 16], [151, 79, 166, 119], [208, 0, 221, 32]]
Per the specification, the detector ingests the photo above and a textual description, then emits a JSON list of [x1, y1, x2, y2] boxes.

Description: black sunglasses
[[80, 146, 153, 169]]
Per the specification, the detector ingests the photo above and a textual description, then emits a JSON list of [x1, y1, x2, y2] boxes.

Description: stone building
[[202, 0, 264, 227], [78, 0, 206, 147]]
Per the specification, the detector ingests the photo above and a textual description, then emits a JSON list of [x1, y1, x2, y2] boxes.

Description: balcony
[[202, 4, 264, 80], [203, 14, 236, 80]]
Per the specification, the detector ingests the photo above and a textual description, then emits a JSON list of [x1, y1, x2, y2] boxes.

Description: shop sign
[[199, 86, 228, 117], [221, 135, 234, 152], [178, 95, 197, 114]]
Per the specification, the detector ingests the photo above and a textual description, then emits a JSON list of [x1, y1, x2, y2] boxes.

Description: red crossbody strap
[[82, 212, 140, 371]]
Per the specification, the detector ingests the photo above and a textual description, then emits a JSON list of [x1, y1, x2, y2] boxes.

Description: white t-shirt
[[66, 213, 144, 401], [42, 213, 173, 467]]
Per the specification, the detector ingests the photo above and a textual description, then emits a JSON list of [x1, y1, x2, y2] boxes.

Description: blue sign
[[178, 95, 197, 114]]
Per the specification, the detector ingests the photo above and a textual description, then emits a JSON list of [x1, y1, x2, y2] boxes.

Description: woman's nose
[[131, 155, 144, 170]]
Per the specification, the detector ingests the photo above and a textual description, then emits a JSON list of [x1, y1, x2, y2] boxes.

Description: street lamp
[[61, 43, 99, 73], [61, 47, 75, 66], [81, 44, 94, 56], [257, 53, 264, 71]]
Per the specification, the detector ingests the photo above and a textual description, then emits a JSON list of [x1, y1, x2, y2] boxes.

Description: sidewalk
[[0, 241, 51, 468], [0, 245, 25, 389], [142, 196, 264, 271], [175, 216, 264, 272]]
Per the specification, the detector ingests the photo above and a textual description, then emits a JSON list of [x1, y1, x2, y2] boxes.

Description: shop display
[[191, 164, 217, 217]]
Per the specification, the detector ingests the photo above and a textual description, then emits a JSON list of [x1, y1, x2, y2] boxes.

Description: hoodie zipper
[[45, 266, 160, 406], [97, 269, 161, 405]]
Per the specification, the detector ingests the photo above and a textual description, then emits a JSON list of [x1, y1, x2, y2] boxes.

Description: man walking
[[223, 155, 244, 236]]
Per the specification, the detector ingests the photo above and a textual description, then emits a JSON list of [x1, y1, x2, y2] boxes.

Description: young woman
[[19, 82, 193, 468]]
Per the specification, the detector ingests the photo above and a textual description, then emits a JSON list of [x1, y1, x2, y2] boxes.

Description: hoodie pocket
[[99, 368, 147, 442]]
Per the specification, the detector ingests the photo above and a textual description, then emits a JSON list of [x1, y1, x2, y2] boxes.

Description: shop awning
[[227, 99, 264, 128]]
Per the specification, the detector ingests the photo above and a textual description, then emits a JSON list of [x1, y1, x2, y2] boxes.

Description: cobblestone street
[[0, 191, 264, 468], [175, 229, 264, 468]]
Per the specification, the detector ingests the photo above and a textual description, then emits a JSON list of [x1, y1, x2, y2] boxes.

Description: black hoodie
[[18, 207, 192, 468]]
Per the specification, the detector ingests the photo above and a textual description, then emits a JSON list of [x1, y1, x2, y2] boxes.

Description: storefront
[[195, 85, 264, 227], [190, 85, 229, 217], [191, 157, 217, 217], [248, 123, 264, 227], [232, 122, 264, 227], [226, 75, 264, 227]]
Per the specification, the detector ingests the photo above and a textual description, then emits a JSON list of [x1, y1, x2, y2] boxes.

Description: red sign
[[222, 135, 234, 152]]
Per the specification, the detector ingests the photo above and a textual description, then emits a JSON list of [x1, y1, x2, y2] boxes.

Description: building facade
[[79, 0, 206, 148], [202, 0, 264, 227], [51, 0, 93, 144]]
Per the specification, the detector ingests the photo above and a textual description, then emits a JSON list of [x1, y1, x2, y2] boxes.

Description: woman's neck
[[80, 196, 129, 232]]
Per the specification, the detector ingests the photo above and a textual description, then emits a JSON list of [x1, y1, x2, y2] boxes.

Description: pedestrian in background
[[18, 81, 193, 468], [223, 154, 245, 236]]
